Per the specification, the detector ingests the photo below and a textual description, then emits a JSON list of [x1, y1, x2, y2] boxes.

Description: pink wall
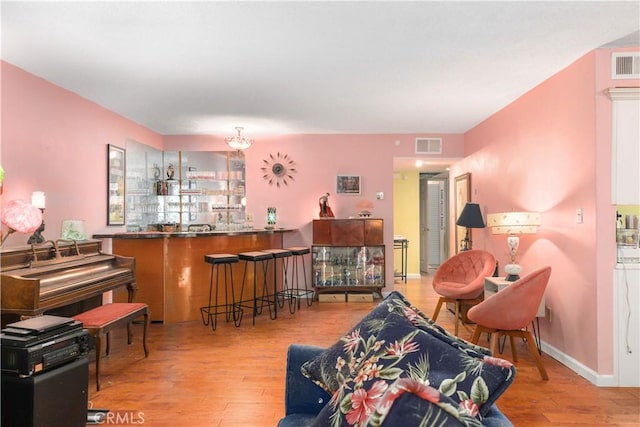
[[4, 46, 636, 379], [0, 61, 163, 246], [454, 46, 639, 376], [0, 61, 464, 288], [165, 133, 464, 286]]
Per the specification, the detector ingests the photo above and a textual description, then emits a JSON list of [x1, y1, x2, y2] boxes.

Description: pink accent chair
[[467, 266, 552, 380], [431, 250, 496, 336]]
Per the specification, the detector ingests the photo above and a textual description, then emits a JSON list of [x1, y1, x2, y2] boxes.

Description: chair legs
[[519, 329, 549, 380], [470, 325, 549, 381], [432, 297, 446, 321], [432, 296, 481, 337], [432, 297, 462, 335]]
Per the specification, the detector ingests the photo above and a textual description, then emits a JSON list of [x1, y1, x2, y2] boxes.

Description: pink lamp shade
[[1, 199, 43, 244]]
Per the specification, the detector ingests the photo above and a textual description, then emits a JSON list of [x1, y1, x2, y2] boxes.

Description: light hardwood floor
[[88, 275, 640, 426]]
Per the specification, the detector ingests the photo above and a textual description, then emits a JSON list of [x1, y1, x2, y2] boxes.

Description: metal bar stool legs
[[263, 248, 294, 314], [238, 251, 274, 325], [200, 254, 241, 331], [287, 246, 314, 309]]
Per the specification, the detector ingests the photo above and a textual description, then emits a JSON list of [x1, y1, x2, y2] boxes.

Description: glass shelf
[[125, 144, 246, 231]]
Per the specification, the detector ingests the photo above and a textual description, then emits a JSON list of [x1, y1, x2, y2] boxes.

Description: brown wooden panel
[[312, 220, 333, 245], [331, 220, 365, 246], [313, 219, 383, 246], [163, 233, 283, 323], [113, 238, 165, 322], [364, 219, 384, 245], [112, 233, 285, 323]]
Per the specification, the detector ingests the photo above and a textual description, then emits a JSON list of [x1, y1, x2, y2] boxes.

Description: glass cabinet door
[[312, 245, 385, 287]]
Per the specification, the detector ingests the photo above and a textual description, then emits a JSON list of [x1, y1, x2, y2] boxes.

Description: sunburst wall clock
[[261, 152, 297, 187]]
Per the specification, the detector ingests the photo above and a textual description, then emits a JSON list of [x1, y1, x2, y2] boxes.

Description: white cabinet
[[608, 88, 640, 204], [613, 266, 640, 386]]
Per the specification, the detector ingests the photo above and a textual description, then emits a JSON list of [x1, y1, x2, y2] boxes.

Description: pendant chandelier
[[225, 126, 253, 150]]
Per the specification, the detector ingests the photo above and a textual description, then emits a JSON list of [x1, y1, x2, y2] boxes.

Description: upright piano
[[1, 240, 136, 324]]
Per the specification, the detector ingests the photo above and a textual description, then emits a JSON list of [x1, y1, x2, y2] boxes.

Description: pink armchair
[[467, 266, 552, 380], [431, 250, 496, 336]]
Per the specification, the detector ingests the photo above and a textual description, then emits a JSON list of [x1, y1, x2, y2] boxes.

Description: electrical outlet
[[545, 307, 553, 322]]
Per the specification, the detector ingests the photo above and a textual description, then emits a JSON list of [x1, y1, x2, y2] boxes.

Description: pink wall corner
[[1, 51, 465, 289], [455, 45, 639, 376], [456, 51, 604, 372], [0, 61, 163, 245]]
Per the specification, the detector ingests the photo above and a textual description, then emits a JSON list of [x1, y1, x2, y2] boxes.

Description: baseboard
[[541, 341, 617, 386]]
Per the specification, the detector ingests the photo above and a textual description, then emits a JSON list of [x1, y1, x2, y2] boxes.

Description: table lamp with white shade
[[486, 211, 541, 281]]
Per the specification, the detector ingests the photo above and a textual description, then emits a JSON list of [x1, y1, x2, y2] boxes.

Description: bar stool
[[286, 246, 314, 309], [262, 248, 294, 314], [200, 253, 241, 331], [238, 251, 274, 325]]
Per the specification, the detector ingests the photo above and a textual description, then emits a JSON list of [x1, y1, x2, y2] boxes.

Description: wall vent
[[415, 137, 442, 154], [612, 52, 640, 79]]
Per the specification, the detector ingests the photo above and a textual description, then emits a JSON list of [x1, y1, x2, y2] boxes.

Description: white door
[[420, 175, 448, 272]]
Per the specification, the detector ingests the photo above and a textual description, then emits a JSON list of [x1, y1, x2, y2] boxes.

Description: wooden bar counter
[[94, 230, 292, 323]]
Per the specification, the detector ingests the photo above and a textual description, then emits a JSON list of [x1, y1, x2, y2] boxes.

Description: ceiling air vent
[[612, 52, 640, 79], [415, 137, 442, 154]]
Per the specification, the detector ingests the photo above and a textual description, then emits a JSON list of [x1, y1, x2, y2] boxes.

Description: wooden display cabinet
[[312, 219, 385, 300]]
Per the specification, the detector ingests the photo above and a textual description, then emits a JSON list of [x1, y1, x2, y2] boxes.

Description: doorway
[[419, 173, 449, 273]]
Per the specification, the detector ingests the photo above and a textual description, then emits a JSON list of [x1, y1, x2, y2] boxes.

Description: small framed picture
[[336, 175, 361, 195]]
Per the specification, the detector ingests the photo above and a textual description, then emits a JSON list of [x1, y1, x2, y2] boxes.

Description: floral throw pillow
[[311, 312, 515, 426], [300, 291, 491, 396], [301, 291, 423, 393], [312, 377, 483, 427]]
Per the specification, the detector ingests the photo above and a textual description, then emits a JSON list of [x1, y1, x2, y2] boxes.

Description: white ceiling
[[2, 1, 639, 172]]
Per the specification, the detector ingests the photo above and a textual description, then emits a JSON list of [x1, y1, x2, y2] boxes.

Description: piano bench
[[73, 302, 149, 391]]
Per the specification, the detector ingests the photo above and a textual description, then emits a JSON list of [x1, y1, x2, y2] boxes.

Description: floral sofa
[[278, 291, 515, 427]]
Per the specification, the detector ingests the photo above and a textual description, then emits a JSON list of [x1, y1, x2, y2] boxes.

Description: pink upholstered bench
[[73, 302, 149, 390]]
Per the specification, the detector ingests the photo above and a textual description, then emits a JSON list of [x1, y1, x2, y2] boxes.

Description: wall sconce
[[225, 126, 253, 151], [487, 211, 541, 281], [456, 202, 486, 251], [28, 191, 46, 244]]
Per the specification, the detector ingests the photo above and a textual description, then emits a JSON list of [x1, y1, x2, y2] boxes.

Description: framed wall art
[[107, 144, 126, 225], [454, 173, 471, 253], [336, 175, 361, 195]]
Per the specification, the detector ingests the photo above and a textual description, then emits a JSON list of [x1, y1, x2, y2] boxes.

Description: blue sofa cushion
[[307, 311, 515, 425], [301, 291, 492, 396]]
